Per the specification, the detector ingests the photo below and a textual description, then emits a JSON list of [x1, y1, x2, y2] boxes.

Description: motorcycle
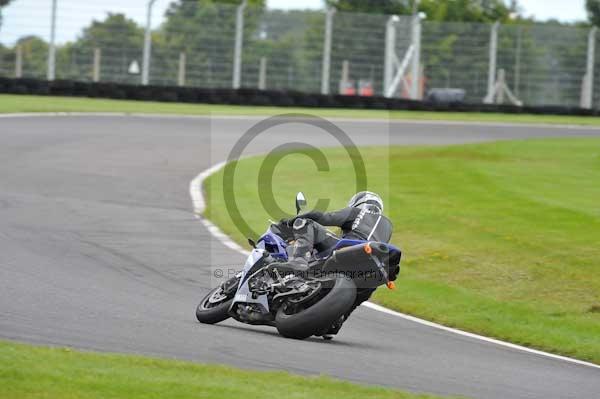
[[196, 192, 402, 340]]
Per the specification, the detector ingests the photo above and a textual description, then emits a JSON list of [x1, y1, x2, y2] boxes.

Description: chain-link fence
[[496, 23, 590, 107], [421, 22, 492, 103], [0, 0, 598, 108]]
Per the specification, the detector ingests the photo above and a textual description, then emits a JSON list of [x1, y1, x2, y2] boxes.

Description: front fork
[[221, 274, 242, 296]]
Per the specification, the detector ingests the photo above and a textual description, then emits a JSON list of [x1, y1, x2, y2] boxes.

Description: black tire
[[275, 274, 356, 340], [196, 286, 233, 324]]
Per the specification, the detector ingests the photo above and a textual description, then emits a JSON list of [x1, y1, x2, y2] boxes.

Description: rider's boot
[[274, 223, 313, 274], [320, 315, 345, 340], [326, 315, 345, 335], [271, 256, 309, 274]]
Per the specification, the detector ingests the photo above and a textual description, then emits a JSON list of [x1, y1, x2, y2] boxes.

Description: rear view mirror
[[295, 192, 307, 215]]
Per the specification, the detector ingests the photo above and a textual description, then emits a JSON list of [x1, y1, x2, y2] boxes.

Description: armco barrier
[[0, 77, 598, 116]]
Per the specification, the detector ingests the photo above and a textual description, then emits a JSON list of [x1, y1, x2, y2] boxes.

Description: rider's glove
[[279, 218, 294, 227], [275, 219, 294, 240]]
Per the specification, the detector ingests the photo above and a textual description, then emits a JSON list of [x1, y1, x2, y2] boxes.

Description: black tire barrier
[[1, 77, 598, 117]]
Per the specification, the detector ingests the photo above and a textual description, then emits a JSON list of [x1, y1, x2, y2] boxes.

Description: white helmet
[[348, 191, 384, 213]]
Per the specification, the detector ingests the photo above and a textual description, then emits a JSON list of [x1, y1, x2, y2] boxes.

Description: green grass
[[0, 340, 450, 399], [204, 138, 600, 364], [3, 93, 600, 125]]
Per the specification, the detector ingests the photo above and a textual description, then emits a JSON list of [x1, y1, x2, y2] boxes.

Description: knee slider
[[293, 218, 308, 231]]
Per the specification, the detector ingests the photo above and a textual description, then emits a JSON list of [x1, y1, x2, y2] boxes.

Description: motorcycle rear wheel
[[275, 273, 356, 339]]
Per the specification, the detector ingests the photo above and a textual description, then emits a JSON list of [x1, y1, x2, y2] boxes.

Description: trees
[[47, 1, 268, 86], [419, 0, 512, 23], [240, 9, 325, 91], [157, 1, 241, 86], [0, 0, 15, 30], [326, 0, 512, 23], [586, 0, 600, 27], [14, 35, 48, 78], [62, 13, 144, 82], [325, 0, 410, 15], [153, 0, 265, 86]]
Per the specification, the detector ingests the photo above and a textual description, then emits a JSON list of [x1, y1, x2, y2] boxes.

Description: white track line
[[189, 161, 250, 255], [190, 161, 600, 371], [362, 302, 600, 369], [189, 161, 226, 217]]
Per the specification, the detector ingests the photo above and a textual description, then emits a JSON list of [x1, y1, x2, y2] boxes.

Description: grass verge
[[204, 138, 600, 364], [2, 94, 600, 125], [0, 340, 450, 399]]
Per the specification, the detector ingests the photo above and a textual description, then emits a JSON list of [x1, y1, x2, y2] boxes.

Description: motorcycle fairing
[[230, 248, 271, 312]]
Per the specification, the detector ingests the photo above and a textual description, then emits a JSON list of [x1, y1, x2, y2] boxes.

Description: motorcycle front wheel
[[275, 273, 356, 339], [196, 286, 233, 324]]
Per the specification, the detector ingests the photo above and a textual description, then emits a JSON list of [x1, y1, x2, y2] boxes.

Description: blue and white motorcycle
[[196, 193, 401, 340]]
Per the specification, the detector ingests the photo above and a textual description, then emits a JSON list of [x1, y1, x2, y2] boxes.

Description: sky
[[0, 0, 589, 46]]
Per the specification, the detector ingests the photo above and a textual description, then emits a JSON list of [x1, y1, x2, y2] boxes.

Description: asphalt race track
[[1, 114, 600, 399]]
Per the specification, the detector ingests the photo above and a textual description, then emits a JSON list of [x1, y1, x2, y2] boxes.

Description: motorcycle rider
[[280, 191, 392, 270], [276, 191, 395, 335]]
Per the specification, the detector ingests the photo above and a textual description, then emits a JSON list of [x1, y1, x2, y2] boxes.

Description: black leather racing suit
[[288, 207, 393, 256], [284, 207, 394, 332]]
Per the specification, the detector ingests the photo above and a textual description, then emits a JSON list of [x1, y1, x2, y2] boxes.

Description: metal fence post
[[410, 13, 422, 100], [582, 27, 597, 109], [142, 0, 157, 86], [15, 45, 23, 78], [47, 0, 57, 81], [384, 16, 398, 95], [485, 21, 500, 103], [496, 69, 506, 104], [92, 48, 101, 82], [321, 8, 335, 95], [339, 59, 349, 94], [207, 59, 213, 84], [178, 52, 186, 87], [258, 57, 267, 90], [514, 26, 522, 97], [232, 0, 247, 90]]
